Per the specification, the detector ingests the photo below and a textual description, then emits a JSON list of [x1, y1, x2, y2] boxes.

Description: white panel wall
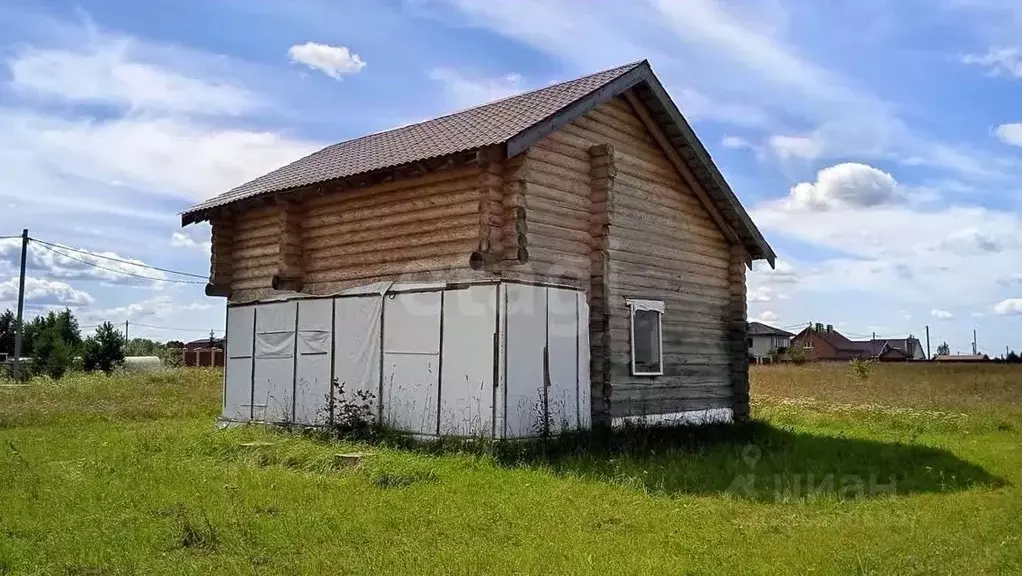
[[218, 282, 592, 436], [253, 301, 297, 422], [295, 299, 333, 424], [333, 296, 382, 418], [504, 284, 547, 437], [224, 306, 255, 421], [547, 287, 579, 433], [577, 293, 592, 430], [439, 285, 496, 436], [383, 292, 441, 435]]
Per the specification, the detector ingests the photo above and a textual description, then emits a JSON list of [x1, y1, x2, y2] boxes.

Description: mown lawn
[[1, 365, 1020, 575]]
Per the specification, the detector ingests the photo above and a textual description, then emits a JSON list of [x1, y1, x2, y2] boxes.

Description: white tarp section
[[577, 292, 592, 430], [253, 301, 297, 423], [333, 296, 382, 417], [504, 283, 547, 437], [224, 305, 255, 421], [439, 285, 496, 436], [547, 287, 579, 433], [383, 291, 441, 435], [295, 299, 333, 424]]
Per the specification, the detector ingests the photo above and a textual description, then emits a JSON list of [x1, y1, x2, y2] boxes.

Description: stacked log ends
[[274, 200, 305, 292], [588, 143, 616, 424], [501, 156, 530, 266], [728, 244, 750, 421], [474, 148, 506, 269], [209, 217, 234, 298]]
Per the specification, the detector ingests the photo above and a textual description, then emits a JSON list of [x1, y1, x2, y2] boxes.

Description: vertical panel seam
[[436, 290, 446, 436]]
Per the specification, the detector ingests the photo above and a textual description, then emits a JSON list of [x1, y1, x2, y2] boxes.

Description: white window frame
[[626, 298, 664, 376]]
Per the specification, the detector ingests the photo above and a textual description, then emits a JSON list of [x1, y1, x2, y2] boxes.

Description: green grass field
[[1, 364, 1020, 575]]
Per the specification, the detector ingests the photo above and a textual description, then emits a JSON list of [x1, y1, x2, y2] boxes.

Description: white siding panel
[[547, 287, 579, 432], [440, 285, 496, 436], [383, 292, 441, 434], [333, 296, 383, 416], [504, 284, 547, 437], [224, 306, 255, 421], [253, 301, 297, 423], [577, 293, 592, 429], [295, 299, 333, 424]]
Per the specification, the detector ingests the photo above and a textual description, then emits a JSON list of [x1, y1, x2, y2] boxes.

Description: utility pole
[[972, 329, 977, 356], [11, 229, 28, 380], [124, 320, 129, 351], [925, 325, 931, 360]]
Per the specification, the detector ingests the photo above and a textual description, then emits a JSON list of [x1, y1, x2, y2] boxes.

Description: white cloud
[[721, 136, 751, 149], [751, 259, 798, 284], [962, 47, 1022, 77], [752, 310, 779, 323], [288, 42, 366, 79], [8, 37, 260, 115], [428, 68, 525, 110], [441, 0, 1015, 181], [748, 286, 774, 302], [939, 228, 1005, 255], [0, 238, 169, 286], [0, 110, 320, 204], [171, 231, 211, 252], [931, 309, 954, 320], [994, 298, 1022, 315], [994, 122, 1022, 146], [0, 276, 94, 307], [999, 272, 1022, 286], [673, 87, 770, 127], [786, 163, 900, 210], [769, 134, 822, 160]]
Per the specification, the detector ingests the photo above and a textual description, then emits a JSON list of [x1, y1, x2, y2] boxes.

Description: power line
[[131, 322, 222, 333], [33, 242, 205, 285], [29, 237, 207, 280]]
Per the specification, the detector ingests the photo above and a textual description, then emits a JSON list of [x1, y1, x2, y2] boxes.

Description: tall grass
[[0, 365, 1019, 575]]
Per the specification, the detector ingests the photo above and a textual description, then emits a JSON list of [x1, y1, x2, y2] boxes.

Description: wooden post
[[588, 144, 616, 424], [926, 325, 931, 360], [728, 245, 750, 422], [11, 229, 28, 380]]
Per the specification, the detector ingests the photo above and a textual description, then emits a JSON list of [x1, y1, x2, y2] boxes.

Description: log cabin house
[[181, 60, 775, 437]]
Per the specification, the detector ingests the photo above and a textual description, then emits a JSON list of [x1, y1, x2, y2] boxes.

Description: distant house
[[791, 324, 925, 362], [747, 322, 793, 364], [184, 337, 224, 351]]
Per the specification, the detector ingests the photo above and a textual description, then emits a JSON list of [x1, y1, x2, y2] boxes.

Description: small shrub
[[851, 358, 873, 381], [787, 345, 808, 365], [323, 379, 377, 434]]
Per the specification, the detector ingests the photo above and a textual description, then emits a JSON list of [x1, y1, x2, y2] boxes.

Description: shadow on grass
[[338, 421, 1007, 502]]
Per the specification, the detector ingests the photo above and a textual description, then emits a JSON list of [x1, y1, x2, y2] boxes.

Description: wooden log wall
[[227, 205, 279, 293], [534, 95, 736, 419], [209, 217, 234, 290]]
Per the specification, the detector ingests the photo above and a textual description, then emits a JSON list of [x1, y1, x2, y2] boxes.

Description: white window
[[626, 299, 664, 376], [803, 339, 813, 349]]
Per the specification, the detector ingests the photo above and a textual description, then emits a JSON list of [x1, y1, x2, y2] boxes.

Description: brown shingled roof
[[181, 60, 775, 264]]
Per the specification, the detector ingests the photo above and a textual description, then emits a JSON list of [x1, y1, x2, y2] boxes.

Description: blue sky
[[0, 0, 1020, 354]]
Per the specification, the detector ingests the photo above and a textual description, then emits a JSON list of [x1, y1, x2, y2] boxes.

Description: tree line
[[0, 308, 187, 380]]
